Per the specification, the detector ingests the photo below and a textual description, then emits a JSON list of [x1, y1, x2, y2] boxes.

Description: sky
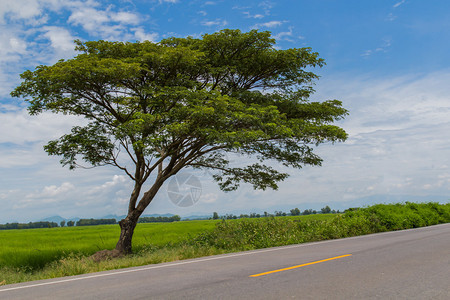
[[1, 0, 450, 223]]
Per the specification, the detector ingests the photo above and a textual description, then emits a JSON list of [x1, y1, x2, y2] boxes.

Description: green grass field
[[0, 220, 219, 270], [0, 215, 336, 271]]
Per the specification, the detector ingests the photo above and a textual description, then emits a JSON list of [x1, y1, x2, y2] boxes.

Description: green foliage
[[321, 205, 331, 214], [192, 202, 450, 251], [290, 208, 301, 215], [347, 202, 450, 231], [11, 29, 347, 205]]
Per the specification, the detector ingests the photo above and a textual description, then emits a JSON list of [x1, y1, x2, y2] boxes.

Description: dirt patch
[[90, 249, 123, 262]]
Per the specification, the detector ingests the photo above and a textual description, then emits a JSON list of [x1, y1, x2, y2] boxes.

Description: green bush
[[192, 202, 450, 251]]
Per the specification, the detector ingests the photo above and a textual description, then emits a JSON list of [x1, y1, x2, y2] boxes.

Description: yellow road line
[[249, 254, 352, 277]]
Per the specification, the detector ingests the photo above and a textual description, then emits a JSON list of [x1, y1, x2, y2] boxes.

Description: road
[[1, 223, 449, 299]]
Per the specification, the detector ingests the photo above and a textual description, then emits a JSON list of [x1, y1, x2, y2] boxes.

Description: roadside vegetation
[[1, 202, 449, 285]]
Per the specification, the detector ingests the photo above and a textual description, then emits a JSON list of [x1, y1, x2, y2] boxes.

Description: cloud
[[273, 27, 295, 42], [258, 0, 273, 15], [13, 182, 76, 209], [393, 0, 406, 8], [361, 39, 391, 57], [132, 27, 159, 42], [67, 2, 141, 39], [111, 11, 141, 25], [0, 109, 84, 145], [91, 175, 128, 193], [0, 0, 43, 24], [201, 193, 219, 203], [316, 71, 450, 135], [386, 13, 397, 21], [243, 12, 264, 19], [42, 26, 77, 52], [201, 19, 228, 27], [254, 20, 283, 29], [26, 182, 75, 199], [0, 29, 28, 61]]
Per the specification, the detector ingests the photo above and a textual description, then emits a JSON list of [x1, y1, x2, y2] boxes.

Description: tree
[[321, 205, 332, 214], [11, 29, 348, 254], [60, 220, 66, 227], [290, 208, 301, 216], [66, 220, 75, 227], [212, 212, 219, 220]]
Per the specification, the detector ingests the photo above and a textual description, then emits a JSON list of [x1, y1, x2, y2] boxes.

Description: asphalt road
[[1, 223, 449, 299]]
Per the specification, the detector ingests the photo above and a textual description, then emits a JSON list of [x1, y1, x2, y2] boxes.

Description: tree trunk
[[115, 215, 139, 254], [115, 174, 171, 254]]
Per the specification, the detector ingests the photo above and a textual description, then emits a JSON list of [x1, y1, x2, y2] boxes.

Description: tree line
[[75, 218, 117, 226], [212, 206, 340, 220], [138, 215, 181, 223], [0, 215, 181, 230], [0, 221, 59, 230]]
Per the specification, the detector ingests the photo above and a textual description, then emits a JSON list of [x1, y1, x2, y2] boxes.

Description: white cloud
[[393, 0, 406, 8], [201, 19, 228, 27], [257, 0, 274, 16], [67, 3, 141, 39], [42, 26, 76, 52], [0, 29, 28, 61], [0, 0, 42, 24], [0, 109, 84, 145], [132, 27, 159, 42], [273, 27, 294, 42], [361, 39, 391, 57], [111, 11, 141, 25], [27, 182, 75, 199], [93, 175, 128, 192], [8, 37, 28, 54], [201, 193, 218, 203], [243, 12, 264, 19], [12, 182, 76, 209], [254, 20, 283, 28], [68, 7, 109, 31]]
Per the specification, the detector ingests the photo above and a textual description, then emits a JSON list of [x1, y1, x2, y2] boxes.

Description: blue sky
[[1, 0, 450, 222]]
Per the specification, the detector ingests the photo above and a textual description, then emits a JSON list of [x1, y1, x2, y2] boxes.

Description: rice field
[[0, 219, 219, 270]]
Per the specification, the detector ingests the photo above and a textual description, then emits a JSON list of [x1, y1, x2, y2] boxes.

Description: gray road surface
[[1, 223, 449, 299]]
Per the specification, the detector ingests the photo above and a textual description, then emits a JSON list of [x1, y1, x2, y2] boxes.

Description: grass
[[1, 202, 449, 285], [0, 220, 219, 270]]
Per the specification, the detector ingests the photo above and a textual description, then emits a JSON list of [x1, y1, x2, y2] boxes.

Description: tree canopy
[[12, 29, 348, 253]]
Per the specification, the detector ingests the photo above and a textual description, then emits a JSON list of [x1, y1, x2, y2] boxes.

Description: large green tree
[[12, 29, 348, 254]]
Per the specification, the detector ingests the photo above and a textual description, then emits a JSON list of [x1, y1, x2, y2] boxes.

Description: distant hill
[[181, 215, 210, 220], [41, 215, 66, 224]]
